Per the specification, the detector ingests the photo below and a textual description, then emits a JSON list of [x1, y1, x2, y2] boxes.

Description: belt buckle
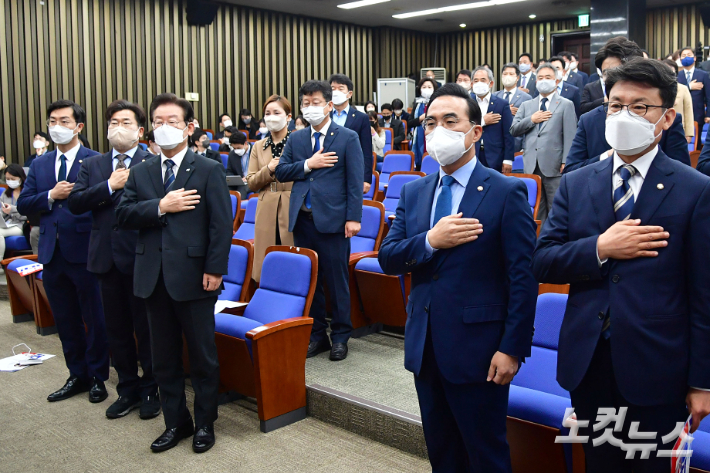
[[270, 182, 278, 192]]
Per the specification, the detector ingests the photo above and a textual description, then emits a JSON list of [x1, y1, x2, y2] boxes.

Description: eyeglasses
[[47, 119, 76, 127], [423, 116, 475, 132], [108, 119, 137, 128], [603, 102, 667, 118], [152, 120, 185, 128]]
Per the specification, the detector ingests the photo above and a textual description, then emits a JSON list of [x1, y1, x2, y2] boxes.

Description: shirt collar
[[161, 146, 188, 167], [334, 104, 350, 117], [612, 146, 658, 179], [477, 93, 491, 103], [686, 67, 695, 76], [437, 155, 478, 189], [311, 119, 331, 138], [504, 87, 517, 96], [112, 146, 138, 159], [540, 92, 556, 105], [58, 143, 81, 161]]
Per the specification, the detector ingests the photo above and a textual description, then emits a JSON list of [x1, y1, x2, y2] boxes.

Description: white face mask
[[331, 90, 349, 106], [425, 123, 475, 166], [394, 109, 403, 116], [259, 127, 269, 135], [536, 79, 557, 95], [420, 88, 434, 99], [519, 63, 531, 73], [153, 124, 187, 150], [501, 76, 518, 88], [472, 82, 490, 96], [33, 140, 46, 151], [107, 126, 140, 151], [49, 124, 79, 145], [302, 105, 328, 126], [605, 110, 666, 156], [295, 124, 305, 130], [6, 179, 21, 189], [235, 148, 247, 156], [569, 61, 578, 71], [264, 115, 288, 132], [222, 119, 233, 128], [193, 121, 200, 128]]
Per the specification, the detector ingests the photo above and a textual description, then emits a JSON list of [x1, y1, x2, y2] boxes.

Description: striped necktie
[[163, 159, 175, 192], [115, 154, 127, 170], [613, 164, 637, 221]]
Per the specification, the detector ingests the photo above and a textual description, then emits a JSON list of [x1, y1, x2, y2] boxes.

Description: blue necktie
[[686, 71, 692, 84], [433, 175, 455, 226], [305, 132, 321, 209], [58, 154, 67, 182], [504, 91, 511, 103], [613, 164, 636, 222], [163, 159, 175, 192], [539, 98, 548, 130]]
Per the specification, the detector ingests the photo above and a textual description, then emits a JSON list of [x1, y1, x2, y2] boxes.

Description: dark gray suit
[[518, 72, 537, 97], [494, 88, 533, 153]]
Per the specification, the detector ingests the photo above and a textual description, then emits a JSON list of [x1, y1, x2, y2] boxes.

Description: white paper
[[0, 353, 55, 372], [214, 300, 248, 315]]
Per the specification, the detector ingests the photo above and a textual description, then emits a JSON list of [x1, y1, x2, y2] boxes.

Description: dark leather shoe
[[47, 376, 89, 402], [139, 391, 161, 420], [193, 425, 215, 453], [89, 377, 108, 403], [151, 421, 195, 453], [330, 343, 348, 361], [105, 395, 141, 418], [307, 340, 331, 358]]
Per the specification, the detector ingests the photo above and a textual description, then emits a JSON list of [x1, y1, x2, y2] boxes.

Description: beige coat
[[246, 137, 294, 282], [674, 83, 695, 138]]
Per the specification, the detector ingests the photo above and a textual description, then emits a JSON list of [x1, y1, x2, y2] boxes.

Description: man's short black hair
[[105, 99, 147, 127], [381, 103, 393, 112], [392, 98, 404, 109], [47, 99, 86, 124], [224, 126, 238, 135], [502, 63, 520, 75], [662, 58, 679, 74], [229, 131, 247, 145], [456, 69, 472, 79], [594, 36, 643, 70], [34, 131, 50, 141], [240, 109, 252, 117], [427, 83, 482, 125], [418, 77, 439, 93], [605, 58, 677, 109], [329, 73, 354, 92], [149, 93, 194, 123], [299, 80, 333, 103], [192, 129, 207, 143], [681, 46, 694, 56], [519, 52, 533, 63], [219, 113, 230, 122], [548, 56, 565, 68], [559, 51, 573, 61]]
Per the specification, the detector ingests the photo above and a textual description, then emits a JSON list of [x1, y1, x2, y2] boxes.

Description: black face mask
[[369, 121, 376, 126], [382, 115, 392, 121], [201, 139, 210, 149]]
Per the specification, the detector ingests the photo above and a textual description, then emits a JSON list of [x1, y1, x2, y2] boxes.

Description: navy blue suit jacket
[[678, 68, 710, 122], [695, 132, 710, 176], [565, 72, 586, 91], [563, 105, 690, 173], [275, 123, 364, 234], [18, 146, 100, 265], [533, 151, 710, 405], [333, 107, 373, 183], [560, 83, 581, 118], [378, 162, 538, 383], [475, 96, 514, 172], [67, 148, 153, 275]]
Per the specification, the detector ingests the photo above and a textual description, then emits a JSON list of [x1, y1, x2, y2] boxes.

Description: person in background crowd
[[275, 80, 364, 362], [471, 66, 514, 173], [217, 126, 238, 152], [257, 118, 269, 140], [78, 134, 92, 150], [494, 63, 532, 153], [0, 164, 28, 258], [192, 129, 224, 165], [226, 131, 252, 199], [640, 48, 650, 58], [533, 58, 710, 473], [560, 51, 589, 87], [146, 130, 161, 156], [295, 115, 309, 130], [246, 94, 295, 282], [215, 113, 232, 140], [68, 99, 159, 421], [116, 93, 232, 454], [379, 103, 406, 150], [369, 111, 386, 163], [455, 69, 474, 97], [192, 117, 200, 128], [364, 101, 377, 114], [26, 131, 51, 168], [379, 83, 537, 473], [18, 99, 109, 404], [330, 73, 373, 193], [239, 108, 259, 139], [392, 98, 410, 123], [663, 59, 695, 143], [510, 63, 577, 224], [677, 46, 710, 128], [409, 78, 439, 169], [548, 56, 582, 118], [518, 52, 537, 96], [425, 69, 443, 87]]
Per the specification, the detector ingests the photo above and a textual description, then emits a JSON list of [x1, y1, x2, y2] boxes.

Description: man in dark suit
[[226, 132, 251, 199], [379, 83, 538, 472], [26, 131, 51, 168], [518, 52, 537, 96], [561, 51, 589, 87], [68, 100, 159, 420], [275, 80, 363, 362], [379, 103, 405, 150], [533, 59, 710, 472], [115, 93, 232, 454], [17, 100, 109, 404], [494, 63, 533, 154], [550, 57, 582, 117], [564, 104, 690, 173], [471, 66, 514, 173], [329, 73, 372, 194], [392, 98, 411, 124], [678, 46, 710, 128], [191, 129, 223, 164], [581, 80, 605, 115]]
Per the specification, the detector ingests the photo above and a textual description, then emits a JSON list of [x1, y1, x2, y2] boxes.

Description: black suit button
[[58, 204, 62, 208], [432, 274, 439, 281], [310, 178, 314, 181], [424, 306, 429, 313], [612, 274, 620, 283], [598, 312, 605, 320], [302, 194, 306, 198]]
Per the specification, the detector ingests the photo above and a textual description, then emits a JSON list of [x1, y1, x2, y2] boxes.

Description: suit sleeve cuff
[[107, 181, 114, 195], [596, 237, 608, 267], [503, 160, 513, 165], [691, 387, 710, 392], [304, 160, 311, 174], [425, 231, 438, 256], [47, 191, 54, 209]]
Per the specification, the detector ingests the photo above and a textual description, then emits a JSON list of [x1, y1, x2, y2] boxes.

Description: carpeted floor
[[0, 301, 428, 473]]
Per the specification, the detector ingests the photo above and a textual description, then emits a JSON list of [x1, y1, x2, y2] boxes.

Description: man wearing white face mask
[[18, 99, 109, 404], [534, 58, 710, 473], [68, 100, 159, 420], [226, 131, 252, 199], [560, 51, 588, 89], [379, 83, 538, 473], [26, 131, 51, 168], [471, 66, 515, 173], [518, 53, 537, 96], [548, 56, 582, 118], [494, 63, 533, 155], [214, 113, 232, 140]]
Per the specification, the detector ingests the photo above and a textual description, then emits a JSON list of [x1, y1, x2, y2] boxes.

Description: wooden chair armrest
[[388, 215, 395, 221], [349, 251, 379, 268], [1, 254, 38, 267], [219, 305, 247, 316], [535, 220, 542, 237], [246, 317, 314, 341]]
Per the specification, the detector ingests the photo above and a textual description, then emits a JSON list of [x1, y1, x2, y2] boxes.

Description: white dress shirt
[[539, 92, 557, 110], [477, 93, 491, 126], [684, 67, 695, 83], [520, 71, 533, 89], [47, 143, 81, 206], [502, 87, 518, 103], [108, 146, 138, 194], [304, 119, 331, 174], [158, 146, 189, 216]]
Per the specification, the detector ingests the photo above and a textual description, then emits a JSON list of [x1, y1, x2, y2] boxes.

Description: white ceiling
[[219, 0, 699, 34]]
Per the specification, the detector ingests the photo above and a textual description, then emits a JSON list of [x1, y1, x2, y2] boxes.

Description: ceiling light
[[338, 0, 390, 9], [393, 0, 527, 19], [529, 13, 536, 18], [460, 23, 467, 27]]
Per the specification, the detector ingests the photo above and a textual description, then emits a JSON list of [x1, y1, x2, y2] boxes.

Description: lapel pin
[[186, 168, 190, 172], [79, 160, 82, 163], [330, 132, 334, 136], [657, 183, 664, 190], [477, 186, 483, 191]]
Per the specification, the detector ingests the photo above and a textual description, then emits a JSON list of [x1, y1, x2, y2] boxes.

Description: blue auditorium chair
[[5, 235, 31, 255], [505, 173, 542, 235], [512, 152, 524, 172], [702, 123, 709, 145], [694, 417, 710, 472], [204, 130, 214, 140], [352, 255, 409, 328], [138, 142, 148, 151], [228, 191, 242, 233], [2, 256, 39, 325], [220, 152, 229, 169], [364, 171, 379, 200], [351, 201, 385, 255], [238, 130, 249, 138], [213, 246, 317, 432], [234, 196, 257, 241], [219, 239, 253, 302], [377, 151, 414, 200], [383, 171, 424, 223], [421, 155, 439, 175], [382, 128, 393, 155], [209, 141, 221, 151], [32, 269, 57, 336]]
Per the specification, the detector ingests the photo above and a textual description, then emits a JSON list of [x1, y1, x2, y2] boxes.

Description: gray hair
[[472, 66, 494, 82], [536, 63, 557, 77]]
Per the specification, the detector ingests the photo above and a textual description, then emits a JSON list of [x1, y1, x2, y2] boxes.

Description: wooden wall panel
[[646, 4, 710, 60]]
